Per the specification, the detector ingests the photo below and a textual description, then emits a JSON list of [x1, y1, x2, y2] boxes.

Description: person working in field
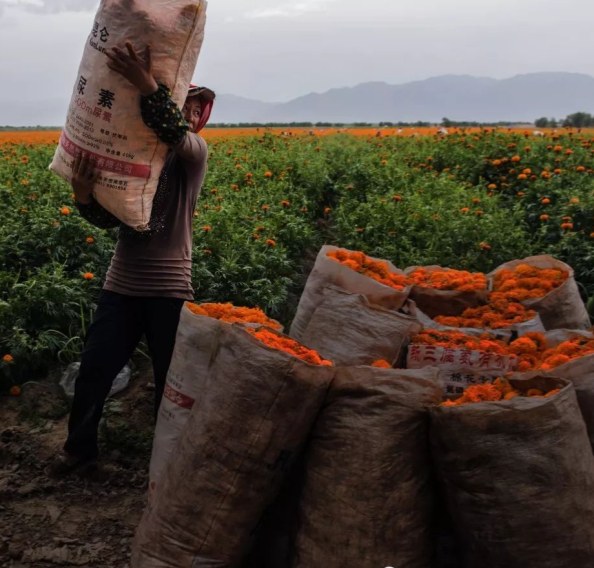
[[48, 42, 215, 476]]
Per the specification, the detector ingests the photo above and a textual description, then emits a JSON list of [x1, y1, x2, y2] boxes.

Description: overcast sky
[[1, 0, 593, 125]]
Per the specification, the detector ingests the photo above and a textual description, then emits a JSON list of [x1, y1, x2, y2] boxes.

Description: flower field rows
[[1, 127, 594, 391]]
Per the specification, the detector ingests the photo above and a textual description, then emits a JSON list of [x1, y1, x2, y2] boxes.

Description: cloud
[[245, 0, 337, 19], [0, 0, 98, 14]]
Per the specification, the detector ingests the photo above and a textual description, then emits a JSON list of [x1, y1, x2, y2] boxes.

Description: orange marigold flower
[[2, 354, 14, 363], [82, 272, 94, 280], [187, 302, 282, 329], [371, 359, 392, 368], [246, 327, 332, 366], [266, 239, 276, 247], [261, 204, 270, 212], [539, 214, 549, 221], [264, 171, 273, 178], [392, 195, 402, 202], [460, 207, 470, 214], [511, 155, 521, 162], [561, 222, 574, 230], [280, 200, 290, 208], [541, 197, 551, 205], [85, 236, 95, 244], [479, 242, 491, 251], [202, 225, 212, 232], [576, 165, 586, 172], [60, 206, 72, 215], [487, 183, 497, 190], [517, 173, 528, 180], [9, 385, 21, 396]]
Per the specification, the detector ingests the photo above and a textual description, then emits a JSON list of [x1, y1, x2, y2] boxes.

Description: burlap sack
[[49, 0, 207, 230], [301, 286, 421, 366], [531, 329, 594, 452], [405, 265, 489, 318], [292, 366, 442, 568], [488, 255, 590, 330], [430, 376, 594, 568], [148, 304, 222, 503], [149, 304, 283, 502], [132, 325, 334, 568], [289, 245, 410, 341]]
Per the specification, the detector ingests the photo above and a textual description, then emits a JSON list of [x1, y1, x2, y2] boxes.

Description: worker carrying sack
[[430, 375, 594, 568], [49, 0, 207, 230], [292, 366, 442, 568], [132, 325, 334, 568]]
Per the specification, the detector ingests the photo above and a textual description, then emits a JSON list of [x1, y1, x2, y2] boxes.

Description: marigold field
[[2, 126, 594, 390]]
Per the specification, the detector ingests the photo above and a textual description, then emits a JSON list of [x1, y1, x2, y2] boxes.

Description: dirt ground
[[0, 362, 156, 567]]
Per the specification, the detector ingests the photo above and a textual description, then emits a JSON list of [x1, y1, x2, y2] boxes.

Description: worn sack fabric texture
[[488, 255, 590, 330], [430, 376, 594, 568], [528, 329, 594, 452], [405, 265, 489, 318], [148, 304, 221, 503], [292, 366, 442, 568], [301, 286, 421, 366], [289, 245, 410, 341], [132, 325, 334, 568], [49, 0, 207, 230]]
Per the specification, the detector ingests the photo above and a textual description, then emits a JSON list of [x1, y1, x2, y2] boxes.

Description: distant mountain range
[[209, 72, 594, 124]]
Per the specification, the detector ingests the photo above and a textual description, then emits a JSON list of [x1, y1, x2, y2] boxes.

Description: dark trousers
[[64, 290, 185, 460]]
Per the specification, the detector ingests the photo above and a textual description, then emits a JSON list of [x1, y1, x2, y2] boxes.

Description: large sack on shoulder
[[49, 0, 207, 230], [132, 325, 334, 568], [405, 265, 489, 318], [292, 366, 442, 568], [301, 285, 421, 366], [489, 255, 590, 330], [289, 245, 410, 341], [431, 375, 594, 568]]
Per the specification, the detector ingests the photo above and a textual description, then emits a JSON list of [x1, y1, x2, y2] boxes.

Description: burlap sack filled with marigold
[[149, 303, 282, 504], [292, 366, 442, 568], [301, 286, 421, 366], [132, 325, 334, 568], [525, 329, 594, 452], [404, 265, 489, 318], [289, 245, 410, 341], [488, 255, 590, 330], [430, 375, 594, 568]]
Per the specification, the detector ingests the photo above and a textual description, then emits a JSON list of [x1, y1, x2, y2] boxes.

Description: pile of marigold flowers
[[246, 328, 333, 366], [327, 249, 408, 290], [492, 263, 568, 302], [434, 297, 537, 329], [509, 332, 594, 371], [441, 377, 561, 407], [411, 329, 508, 354], [187, 302, 282, 329], [406, 268, 487, 292]]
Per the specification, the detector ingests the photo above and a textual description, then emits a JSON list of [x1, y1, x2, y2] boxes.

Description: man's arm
[[71, 153, 120, 229], [106, 43, 204, 163], [140, 84, 205, 163]]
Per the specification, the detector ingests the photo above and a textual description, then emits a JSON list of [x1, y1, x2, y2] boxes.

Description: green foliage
[[1, 128, 594, 391]]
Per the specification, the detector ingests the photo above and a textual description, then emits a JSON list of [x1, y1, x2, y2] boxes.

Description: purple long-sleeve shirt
[[76, 85, 208, 300]]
